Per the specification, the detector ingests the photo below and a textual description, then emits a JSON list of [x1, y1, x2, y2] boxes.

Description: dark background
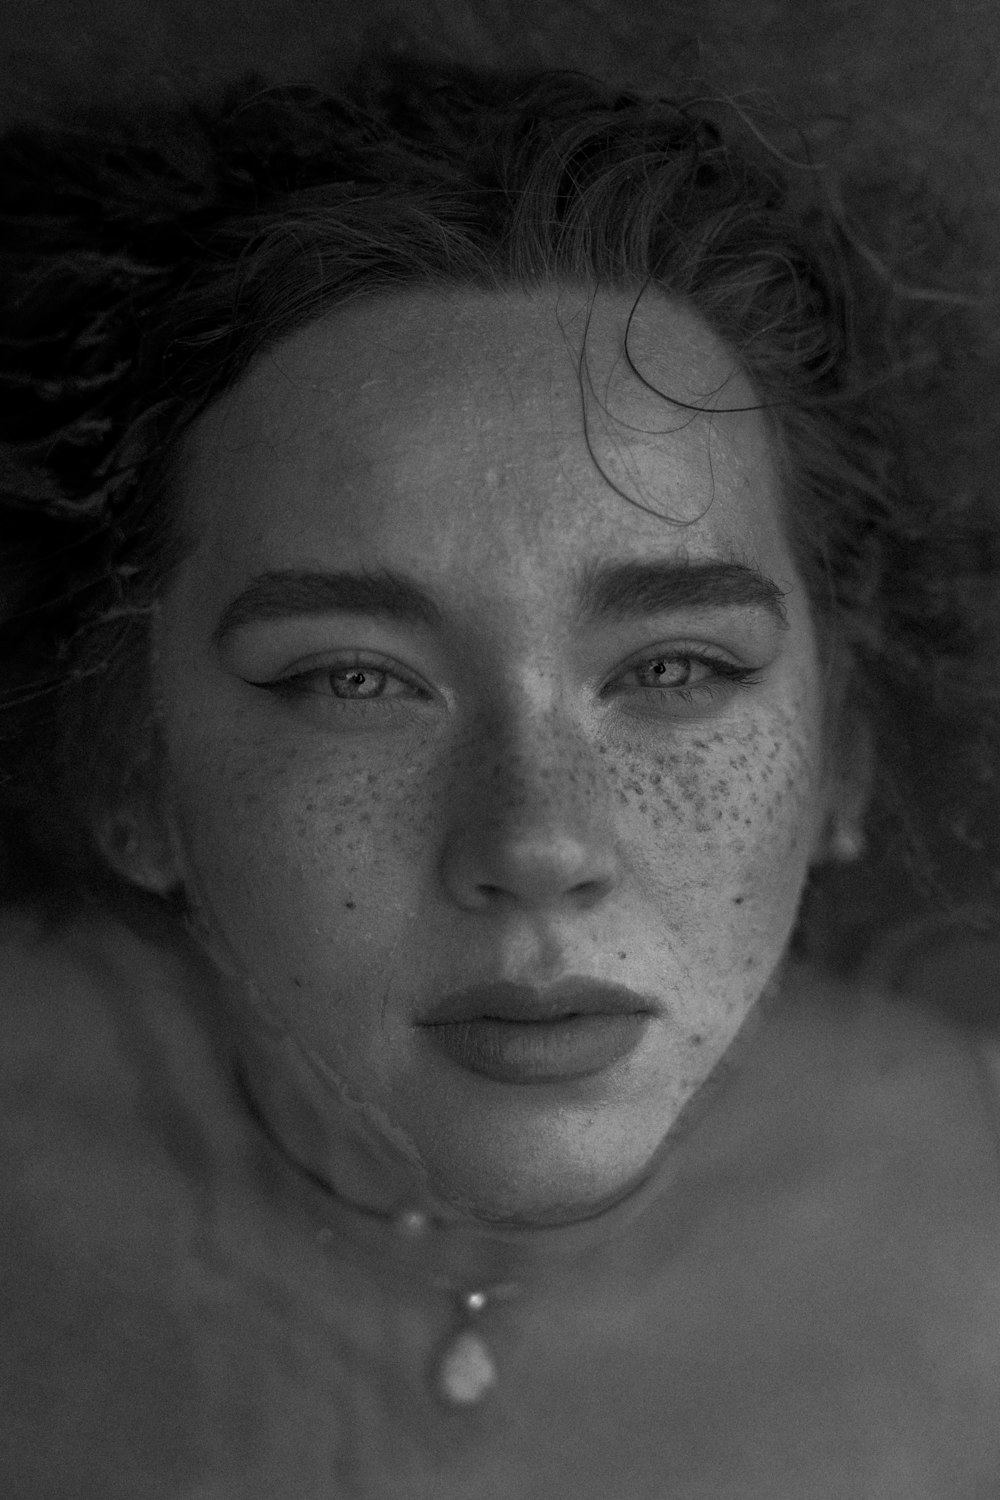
[[6, 0, 1000, 252], [4, 0, 1000, 1000]]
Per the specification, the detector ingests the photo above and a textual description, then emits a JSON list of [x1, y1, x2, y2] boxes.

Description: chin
[[403, 1085, 678, 1227]]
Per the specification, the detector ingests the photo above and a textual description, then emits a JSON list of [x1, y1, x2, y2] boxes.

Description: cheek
[[162, 728, 424, 945], [607, 707, 823, 915]]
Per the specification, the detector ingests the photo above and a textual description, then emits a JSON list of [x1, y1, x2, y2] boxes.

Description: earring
[[827, 819, 866, 864]]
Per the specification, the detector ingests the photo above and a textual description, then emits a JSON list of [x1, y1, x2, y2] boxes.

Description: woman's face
[[151, 284, 842, 1224]]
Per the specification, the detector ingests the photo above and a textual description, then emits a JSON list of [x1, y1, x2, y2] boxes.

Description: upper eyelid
[[269, 630, 761, 672], [266, 647, 415, 678], [616, 640, 749, 670]]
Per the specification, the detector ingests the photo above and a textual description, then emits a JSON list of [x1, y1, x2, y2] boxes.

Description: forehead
[[176, 284, 787, 587]]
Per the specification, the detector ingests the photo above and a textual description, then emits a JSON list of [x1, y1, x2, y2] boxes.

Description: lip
[[418, 977, 660, 1026], [420, 1014, 651, 1083]]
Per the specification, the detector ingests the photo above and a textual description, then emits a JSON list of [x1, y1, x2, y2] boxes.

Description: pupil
[[337, 668, 381, 698], [652, 658, 689, 685]]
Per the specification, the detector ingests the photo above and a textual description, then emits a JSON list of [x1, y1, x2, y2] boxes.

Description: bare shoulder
[[0, 899, 232, 1107], [0, 906, 364, 1500], [777, 955, 996, 1095], [1, 903, 138, 1093], [0, 899, 246, 1223], [966, 1026, 1000, 1119]]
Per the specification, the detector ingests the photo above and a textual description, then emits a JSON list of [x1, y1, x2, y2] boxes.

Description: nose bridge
[[439, 681, 620, 911], [465, 671, 600, 814]]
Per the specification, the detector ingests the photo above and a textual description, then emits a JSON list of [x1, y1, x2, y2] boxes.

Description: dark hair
[[1, 61, 998, 955]]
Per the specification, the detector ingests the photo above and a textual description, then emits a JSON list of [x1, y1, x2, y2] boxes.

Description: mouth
[[418, 978, 656, 1084], [420, 977, 659, 1025]]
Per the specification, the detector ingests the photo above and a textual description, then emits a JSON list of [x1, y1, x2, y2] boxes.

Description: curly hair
[[1, 59, 998, 954]]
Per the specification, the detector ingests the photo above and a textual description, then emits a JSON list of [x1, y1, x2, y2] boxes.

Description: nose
[[438, 714, 620, 914]]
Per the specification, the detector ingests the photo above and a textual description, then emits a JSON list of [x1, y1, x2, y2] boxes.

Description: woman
[[2, 61, 999, 1498]]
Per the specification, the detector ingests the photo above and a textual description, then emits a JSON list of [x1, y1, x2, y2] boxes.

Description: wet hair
[[1, 60, 998, 955]]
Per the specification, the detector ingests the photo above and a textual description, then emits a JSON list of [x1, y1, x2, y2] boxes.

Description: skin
[[143, 283, 857, 1228]]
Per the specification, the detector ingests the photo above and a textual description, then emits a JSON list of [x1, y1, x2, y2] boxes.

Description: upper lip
[[419, 977, 659, 1025]]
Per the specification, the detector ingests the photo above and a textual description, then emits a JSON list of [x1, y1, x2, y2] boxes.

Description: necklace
[[234, 1061, 523, 1406], [233, 1048, 673, 1411], [315, 1202, 523, 1407]]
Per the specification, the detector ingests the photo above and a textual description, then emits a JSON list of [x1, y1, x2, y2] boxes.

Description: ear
[[93, 750, 187, 898], [813, 697, 876, 868], [95, 804, 186, 895]]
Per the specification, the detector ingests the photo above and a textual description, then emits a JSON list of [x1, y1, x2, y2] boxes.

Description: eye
[[610, 651, 763, 711], [258, 653, 430, 713]]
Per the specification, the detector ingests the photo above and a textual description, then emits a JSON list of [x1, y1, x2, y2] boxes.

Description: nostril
[[568, 878, 611, 907]]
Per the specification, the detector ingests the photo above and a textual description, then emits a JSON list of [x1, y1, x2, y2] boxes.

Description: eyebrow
[[212, 557, 789, 646]]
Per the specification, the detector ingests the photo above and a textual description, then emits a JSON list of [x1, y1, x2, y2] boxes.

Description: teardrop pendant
[[435, 1327, 498, 1406]]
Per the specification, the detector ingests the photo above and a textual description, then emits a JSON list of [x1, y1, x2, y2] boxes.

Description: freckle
[[292, 975, 303, 988], [617, 950, 627, 960], [690, 1033, 704, 1046], [334, 823, 344, 835], [344, 900, 356, 910]]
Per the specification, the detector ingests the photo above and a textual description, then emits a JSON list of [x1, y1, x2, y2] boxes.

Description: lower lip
[[420, 1013, 650, 1084]]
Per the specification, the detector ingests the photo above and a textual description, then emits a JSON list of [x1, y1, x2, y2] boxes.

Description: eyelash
[[258, 650, 763, 716]]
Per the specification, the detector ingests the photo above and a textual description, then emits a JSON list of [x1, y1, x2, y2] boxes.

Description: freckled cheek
[[609, 719, 821, 901], [165, 736, 426, 926]]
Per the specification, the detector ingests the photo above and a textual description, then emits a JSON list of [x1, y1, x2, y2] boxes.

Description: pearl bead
[[394, 1208, 431, 1237], [436, 1329, 498, 1405], [463, 1290, 487, 1314]]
